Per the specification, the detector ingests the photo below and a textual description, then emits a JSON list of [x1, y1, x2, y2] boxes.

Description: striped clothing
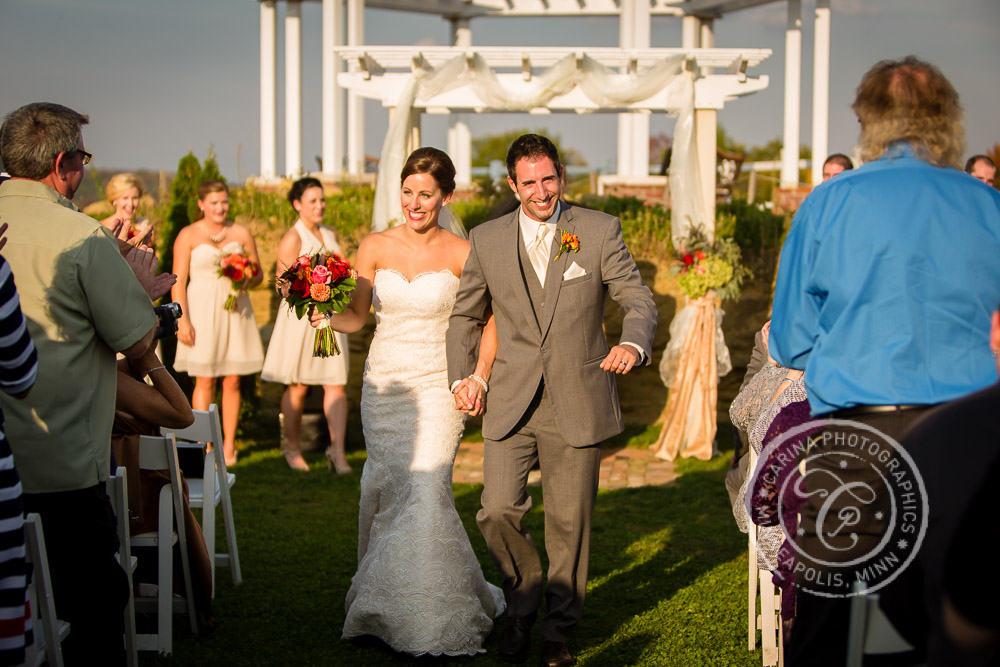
[[0, 255, 38, 665]]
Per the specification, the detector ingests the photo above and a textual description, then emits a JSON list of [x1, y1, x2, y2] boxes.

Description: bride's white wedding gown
[[343, 268, 505, 656]]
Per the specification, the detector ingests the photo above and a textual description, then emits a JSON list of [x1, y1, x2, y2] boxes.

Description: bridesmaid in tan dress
[[261, 177, 351, 473], [172, 180, 264, 465]]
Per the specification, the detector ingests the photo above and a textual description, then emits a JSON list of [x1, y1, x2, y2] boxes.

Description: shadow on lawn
[[453, 464, 743, 666]]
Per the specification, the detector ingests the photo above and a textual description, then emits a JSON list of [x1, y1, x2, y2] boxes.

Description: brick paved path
[[453, 441, 679, 490]]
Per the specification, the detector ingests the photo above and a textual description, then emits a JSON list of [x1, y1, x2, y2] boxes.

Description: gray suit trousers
[[477, 384, 601, 643]]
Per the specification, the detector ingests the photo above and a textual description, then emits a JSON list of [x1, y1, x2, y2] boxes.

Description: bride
[[315, 147, 505, 655]]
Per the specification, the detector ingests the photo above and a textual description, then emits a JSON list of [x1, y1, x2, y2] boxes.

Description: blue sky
[[2, 0, 997, 179]]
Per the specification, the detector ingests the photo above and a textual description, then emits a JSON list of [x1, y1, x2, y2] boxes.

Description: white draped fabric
[[371, 53, 709, 243]]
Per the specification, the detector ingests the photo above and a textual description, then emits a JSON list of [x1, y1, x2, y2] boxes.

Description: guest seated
[[745, 372, 820, 645], [114, 236, 212, 622], [112, 345, 214, 622], [725, 323, 769, 506], [729, 321, 786, 532]]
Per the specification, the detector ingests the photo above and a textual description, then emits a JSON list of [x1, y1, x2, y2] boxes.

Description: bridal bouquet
[[275, 251, 356, 357], [218, 242, 259, 312]]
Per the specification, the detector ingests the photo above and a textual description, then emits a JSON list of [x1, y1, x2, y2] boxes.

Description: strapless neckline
[[375, 268, 459, 284]]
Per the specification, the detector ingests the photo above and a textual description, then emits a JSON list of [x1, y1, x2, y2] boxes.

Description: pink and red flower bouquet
[[275, 251, 356, 357], [218, 244, 259, 312]]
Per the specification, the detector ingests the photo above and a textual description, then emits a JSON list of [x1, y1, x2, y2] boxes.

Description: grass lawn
[[143, 247, 775, 665], [143, 415, 763, 666]]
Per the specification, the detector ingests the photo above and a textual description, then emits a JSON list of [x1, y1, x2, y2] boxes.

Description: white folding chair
[[162, 403, 241, 596], [132, 433, 197, 654], [22, 513, 70, 667], [747, 447, 783, 667], [846, 580, 916, 667], [106, 467, 138, 667]]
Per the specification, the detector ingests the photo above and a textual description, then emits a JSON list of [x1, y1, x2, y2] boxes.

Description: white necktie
[[529, 223, 551, 285]]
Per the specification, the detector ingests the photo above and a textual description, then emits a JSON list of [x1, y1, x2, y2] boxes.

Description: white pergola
[[257, 0, 832, 190]]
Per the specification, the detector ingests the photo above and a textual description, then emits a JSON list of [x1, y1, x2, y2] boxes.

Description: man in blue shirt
[[770, 56, 1000, 665]]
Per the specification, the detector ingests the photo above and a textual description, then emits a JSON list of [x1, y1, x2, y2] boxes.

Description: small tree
[[158, 150, 225, 274]]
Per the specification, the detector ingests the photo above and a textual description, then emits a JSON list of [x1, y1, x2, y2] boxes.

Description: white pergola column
[[616, 0, 650, 178], [617, 0, 635, 178], [698, 18, 717, 226], [632, 0, 651, 177], [448, 17, 472, 187], [259, 0, 277, 180], [285, 1, 303, 177], [781, 0, 802, 188], [346, 0, 365, 176], [811, 0, 831, 185], [322, 0, 344, 176]]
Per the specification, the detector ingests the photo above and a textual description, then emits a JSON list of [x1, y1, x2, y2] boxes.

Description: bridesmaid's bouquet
[[218, 242, 258, 312], [275, 251, 356, 357]]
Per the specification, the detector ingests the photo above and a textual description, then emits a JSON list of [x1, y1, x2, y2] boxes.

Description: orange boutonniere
[[552, 230, 580, 262]]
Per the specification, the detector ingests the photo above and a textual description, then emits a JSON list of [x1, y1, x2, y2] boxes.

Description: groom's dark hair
[[505, 133, 564, 182]]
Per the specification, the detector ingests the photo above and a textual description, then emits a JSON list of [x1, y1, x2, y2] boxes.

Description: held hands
[[452, 378, 486, 417], [599, 345, 638, 374]]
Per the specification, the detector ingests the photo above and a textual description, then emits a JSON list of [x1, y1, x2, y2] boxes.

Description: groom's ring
[[619, 360, 627, 366]]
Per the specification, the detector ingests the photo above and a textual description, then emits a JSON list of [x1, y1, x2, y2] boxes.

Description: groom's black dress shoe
[[540, 640, 574, 667], [498, 615, 534, 663]]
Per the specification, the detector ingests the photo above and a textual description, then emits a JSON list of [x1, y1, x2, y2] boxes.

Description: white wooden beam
[[322, 0, 343, 176], [449, 15, 472, 187], [336, 71, 770, 110], [285, 1, 303, 177], [781, 0, 802, 188], [259, 1, 277, 180], [811, 0, 831, 185], [347, 0, 365, 175]]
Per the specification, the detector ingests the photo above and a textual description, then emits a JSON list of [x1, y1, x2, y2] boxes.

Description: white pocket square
[[563, 262, 588, 281]]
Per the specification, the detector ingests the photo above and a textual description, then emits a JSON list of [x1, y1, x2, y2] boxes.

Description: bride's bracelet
[[468, 374, 489, 394]]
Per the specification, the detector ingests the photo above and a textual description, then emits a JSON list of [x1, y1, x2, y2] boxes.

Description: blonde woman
[[261, 177, 351, 473], [172, 179, 264, 465], [100, 172, 152, 242]]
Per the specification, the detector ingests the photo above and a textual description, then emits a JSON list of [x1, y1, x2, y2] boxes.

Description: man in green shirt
[[0, 102, 157, 664]]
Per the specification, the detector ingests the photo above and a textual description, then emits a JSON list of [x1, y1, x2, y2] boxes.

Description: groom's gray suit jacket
[[447, 202, 657, 447]]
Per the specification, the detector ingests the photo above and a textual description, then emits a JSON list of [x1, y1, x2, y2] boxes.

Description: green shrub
[[157, 151, 225, 274], [450, 199, 494, 232]]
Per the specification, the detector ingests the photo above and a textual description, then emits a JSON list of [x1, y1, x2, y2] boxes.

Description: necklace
[[205, 223, 227, 244]]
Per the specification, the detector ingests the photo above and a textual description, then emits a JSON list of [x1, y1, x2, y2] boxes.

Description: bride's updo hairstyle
[[400, 147, 456, 195]]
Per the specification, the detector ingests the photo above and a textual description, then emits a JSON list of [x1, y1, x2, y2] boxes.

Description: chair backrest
[[23, 513, 65, 667], [163, 404, 222, 450], [137, 434, 188, 553], [162, 404, 230, 483], [846, 580, 915, 666], [106, 467, 132, 567]]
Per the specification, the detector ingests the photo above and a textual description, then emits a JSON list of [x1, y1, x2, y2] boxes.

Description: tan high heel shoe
[[325, 447, 352, 474], [283, 446, 310, 472]]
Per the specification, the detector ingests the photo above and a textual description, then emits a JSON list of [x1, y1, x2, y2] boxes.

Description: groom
[[447, 134, 657, 666]]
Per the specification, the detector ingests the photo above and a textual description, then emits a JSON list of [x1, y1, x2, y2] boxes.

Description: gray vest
[[517, 230, 548, 331]]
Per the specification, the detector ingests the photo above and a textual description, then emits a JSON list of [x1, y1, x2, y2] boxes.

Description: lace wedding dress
[[342, 268, 505, 656]]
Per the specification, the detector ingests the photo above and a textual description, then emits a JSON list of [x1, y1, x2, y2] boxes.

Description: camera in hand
[[154, 302, 182, 339]]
